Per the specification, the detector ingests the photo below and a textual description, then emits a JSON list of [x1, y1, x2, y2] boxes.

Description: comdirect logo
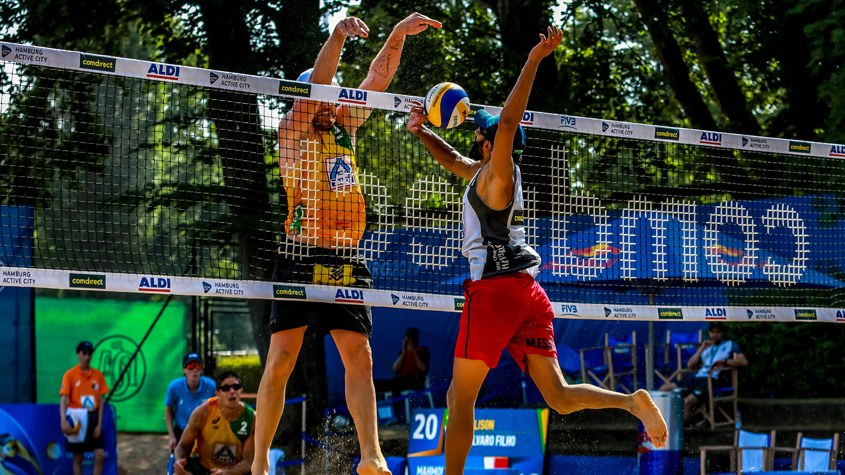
[[454, 298, 465, 311], [69, 273, 106, 289], [654, 127, 679, 141], [700, 132, 722, 146], [139, 276, 171, 293], [210, 72, 219, 84], [79, 54, 116, 72], [147, 63, 180, 81], [794, 309, 817, 321], [705, 308, 727, 320], [97, 335, 146, 402], [273, 285, 307, 300], [335, 288, 365, 303], [658, 307, 684, 320], [1, 45, 10, 58], [338, 88, 367, 105], [561, 304, 578, 317], [278, 79, 312, 98], [789, 141, 811, 154]]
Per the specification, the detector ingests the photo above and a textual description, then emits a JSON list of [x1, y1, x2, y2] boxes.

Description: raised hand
[[393, 12, 442, 37], [335, 16, 370, 38], [528, 26, 563, 62], [406, 101, 428, 134]]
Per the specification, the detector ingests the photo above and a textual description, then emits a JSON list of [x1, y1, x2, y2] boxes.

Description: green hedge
[[727, 322, 845, 398], [216, 355, 262, 393]]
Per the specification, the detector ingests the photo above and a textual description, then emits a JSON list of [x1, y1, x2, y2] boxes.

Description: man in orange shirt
[[60, 340, 110, 475]]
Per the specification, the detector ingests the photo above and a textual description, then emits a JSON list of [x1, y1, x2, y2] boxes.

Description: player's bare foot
[[357, 457, 392, 475], [632, 389, 668, 448]]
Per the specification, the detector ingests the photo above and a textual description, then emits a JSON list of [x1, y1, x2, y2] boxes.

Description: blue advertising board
[[407, 408, 547, 475], [0, 403, 118, 475]]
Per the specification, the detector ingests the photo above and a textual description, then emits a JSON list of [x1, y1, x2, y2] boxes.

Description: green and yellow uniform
[[190, 397, 254, 470]]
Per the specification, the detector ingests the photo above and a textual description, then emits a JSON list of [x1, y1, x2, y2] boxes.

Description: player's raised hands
[[393, 12, 442, 37], [528, 26, 563, 62], [406, 101, 428, 134], [335, 16, 370, 38]]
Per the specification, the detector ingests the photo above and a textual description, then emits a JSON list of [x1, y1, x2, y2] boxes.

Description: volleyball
[[423, 82, 470, 129], [65, 412, 81, 435]]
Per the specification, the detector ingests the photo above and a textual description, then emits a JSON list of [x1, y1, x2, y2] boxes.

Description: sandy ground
[[117, 433, 171, 475]]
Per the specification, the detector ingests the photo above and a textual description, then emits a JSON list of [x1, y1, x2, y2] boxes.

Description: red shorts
[[455, 272, 556, 372]]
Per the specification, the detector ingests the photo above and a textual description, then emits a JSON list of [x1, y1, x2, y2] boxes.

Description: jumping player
[[253, 13, 441, 475], [406, 26, 669, 474]]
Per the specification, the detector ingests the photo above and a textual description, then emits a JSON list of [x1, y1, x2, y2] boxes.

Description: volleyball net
[[1, 42, 844, 322]]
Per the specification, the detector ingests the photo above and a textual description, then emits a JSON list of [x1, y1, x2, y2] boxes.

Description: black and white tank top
[[462, 164, 541, 281]]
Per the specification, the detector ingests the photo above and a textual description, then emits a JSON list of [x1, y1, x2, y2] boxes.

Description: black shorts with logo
[[65, 411, 105, 453], [270, 245, 373, 338]]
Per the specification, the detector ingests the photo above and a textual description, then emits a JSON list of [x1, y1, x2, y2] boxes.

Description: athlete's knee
[[266, 345, 299, 375], [342, 339, 373, 370], [94, 450, 106, 463]]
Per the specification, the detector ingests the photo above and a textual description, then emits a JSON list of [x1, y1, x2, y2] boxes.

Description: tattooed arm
[[341, 12, 441, 134]]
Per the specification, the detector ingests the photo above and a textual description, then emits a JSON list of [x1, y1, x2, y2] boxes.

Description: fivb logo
[[520, 112, 534, 125], [559, 116, 577, 130], [147, 63, 180, 81], [830, 145, 845, 158], [700, 132, 722, 146], [139, 277, 171, 292], [338, 88, 367, 105], [561, 305, 578, 317], [705, 308, 727, 320], [335, 288, 365, 303]]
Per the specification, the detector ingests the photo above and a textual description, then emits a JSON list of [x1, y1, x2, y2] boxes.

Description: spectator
[[660, 322, 748, 422], [164, 353, 216, 452], [376, 327, 430, 394], [60, 340, 109, 475], [173, 371, 254, 475]]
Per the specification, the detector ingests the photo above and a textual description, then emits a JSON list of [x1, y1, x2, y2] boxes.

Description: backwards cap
[[297, 68, 340, 87], [473, 109, 526, 155]]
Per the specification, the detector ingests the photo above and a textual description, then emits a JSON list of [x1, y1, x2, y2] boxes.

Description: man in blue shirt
[[661, 322, 748, 423], [164, 353, 216, 451]]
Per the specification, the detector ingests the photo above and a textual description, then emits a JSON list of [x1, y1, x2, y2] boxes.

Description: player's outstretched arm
[[173, 403, 208, 462], [407, 102, 480, 181], [489, 26, 562, 180], [358, 13, 441, 93], [278, 17, 370, 171]]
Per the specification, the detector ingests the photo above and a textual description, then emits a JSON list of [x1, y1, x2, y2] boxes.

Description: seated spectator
[[660, 322, 747, 423], [173, 371, 255, 475], [375, 327, 430, 394], [165, 353, 216, 452]]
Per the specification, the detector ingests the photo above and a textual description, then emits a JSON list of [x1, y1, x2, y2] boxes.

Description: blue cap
[[182, 352, 203, 367], [297, 68, 313, 83], [473, 109, 526, 155]]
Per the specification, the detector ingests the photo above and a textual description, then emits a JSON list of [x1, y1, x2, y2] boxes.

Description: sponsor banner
[[794, 308, 818, 321], [657, 307, 684, 320], [69, 273, 107, 289], [0, 42, 843, 159]]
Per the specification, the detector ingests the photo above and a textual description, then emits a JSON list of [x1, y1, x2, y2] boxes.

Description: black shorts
[[65, 411, 105, 453], [677, 373, 732, 399], [269, 245, 373, 338], [184, 457, 211, 475]]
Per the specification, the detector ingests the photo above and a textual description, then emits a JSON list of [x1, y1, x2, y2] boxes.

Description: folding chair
[[654, 330, 702, 388], [782, 432, 840, 472], [695, 365, 739, 429], [579, 332, 637, 394], [700, 429, 777, 474]]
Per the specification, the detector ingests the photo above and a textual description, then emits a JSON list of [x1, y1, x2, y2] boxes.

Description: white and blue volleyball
[[424, 82, 470, 129], [65, 412, 81, 435]]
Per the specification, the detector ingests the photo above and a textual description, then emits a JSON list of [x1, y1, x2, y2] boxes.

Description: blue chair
[[699, 429, 776, 474], [786, 432, 840, 472], [654, 330, 702, 388], [579, 332, 637, 394]]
